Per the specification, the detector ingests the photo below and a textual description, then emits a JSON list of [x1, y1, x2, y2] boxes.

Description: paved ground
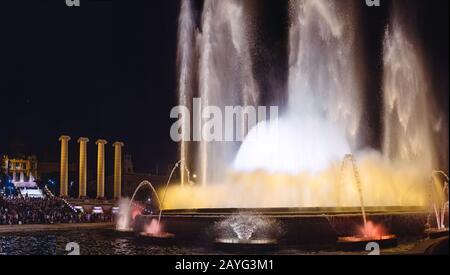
[[0, 223, 114, 234]]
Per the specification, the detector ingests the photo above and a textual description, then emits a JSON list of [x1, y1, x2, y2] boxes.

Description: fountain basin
[[114, 228, 135, 237], [214, 238, 278, 252], [135, 206, 428, 246], [425, 228, 449, 239], [337, 235, 398, 251], [138, 232, 176, 245]]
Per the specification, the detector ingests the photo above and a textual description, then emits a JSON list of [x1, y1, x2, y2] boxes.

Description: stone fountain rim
[[158, 206, 427, 217]]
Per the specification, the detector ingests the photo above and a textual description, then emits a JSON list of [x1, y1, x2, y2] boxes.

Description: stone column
[[78, 137, 89, 198], [113, 142, 124, 200], [96, 139, 107, 199], [59, 135, 71, 197]]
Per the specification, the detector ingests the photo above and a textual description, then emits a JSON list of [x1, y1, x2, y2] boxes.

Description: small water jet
[[340, 154, 367, 228], [425, 171, 449, 238], [214, 213, 281, 251], [116, 198, 141, 234], [115, 181, 175, 240], [158, 159, 192, 223], [337, 155, 398, 250], [337, 220, 398, 251], [139, 219, 175, 244], [115, 181, 160, 232]]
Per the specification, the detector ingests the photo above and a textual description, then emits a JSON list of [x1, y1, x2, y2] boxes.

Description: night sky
[[0, 0, 448, 174]]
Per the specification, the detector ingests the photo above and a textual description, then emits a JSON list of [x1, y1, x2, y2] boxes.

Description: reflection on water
[[0, 229, 421, 255], [0, 230, 212, 255]]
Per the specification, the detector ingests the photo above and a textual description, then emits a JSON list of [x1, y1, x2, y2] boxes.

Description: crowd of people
[[0, 195, 112, 225]]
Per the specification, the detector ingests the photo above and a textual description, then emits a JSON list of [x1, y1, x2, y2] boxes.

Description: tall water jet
[[382, 6, 439, 173], [288, 0, 363, 150], [197, 0, 259, 185], [163, 0, 436, 211], [233, 0, 363, 175], [177, 0, 195, 186]]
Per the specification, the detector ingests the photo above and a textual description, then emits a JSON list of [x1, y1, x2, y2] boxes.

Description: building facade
[[1, 155, 38, 186]]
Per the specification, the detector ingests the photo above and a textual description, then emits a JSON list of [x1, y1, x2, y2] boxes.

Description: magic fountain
[[118, 0, 448, 250]]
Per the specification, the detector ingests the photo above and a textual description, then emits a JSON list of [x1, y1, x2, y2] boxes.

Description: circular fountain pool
[[134, 206, 430, 248]]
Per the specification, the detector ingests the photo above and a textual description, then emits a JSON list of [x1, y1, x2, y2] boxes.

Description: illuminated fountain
[[163, 0, 438, 209], [136, 0, 448, 249]]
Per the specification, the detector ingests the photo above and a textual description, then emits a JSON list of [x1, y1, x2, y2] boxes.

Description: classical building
[[1, 155, 38, 186], [1, 154, 43, 198]]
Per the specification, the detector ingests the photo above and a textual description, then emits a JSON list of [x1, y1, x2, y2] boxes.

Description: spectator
[[0, 195, 112, 225]]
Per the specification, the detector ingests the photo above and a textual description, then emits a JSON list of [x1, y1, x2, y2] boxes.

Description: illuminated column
[[113, 142, 124, 200], [78, 137, 89, 198], [59, 135, 71, 198], [96, 139, 108, 199]]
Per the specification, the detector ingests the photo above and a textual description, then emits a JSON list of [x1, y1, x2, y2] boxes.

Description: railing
[[44, 185, 78, 213], [44, 185, 55, 198]]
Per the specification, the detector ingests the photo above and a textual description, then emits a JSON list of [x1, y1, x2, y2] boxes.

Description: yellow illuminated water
[[161, 152, 430, 210]]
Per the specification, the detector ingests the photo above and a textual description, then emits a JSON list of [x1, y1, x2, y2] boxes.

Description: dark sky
[[0, 0, 448, 174], [0, 0, 180, 173]]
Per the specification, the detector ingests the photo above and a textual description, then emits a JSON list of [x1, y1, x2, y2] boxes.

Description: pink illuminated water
[[144, 219, 162, 235]]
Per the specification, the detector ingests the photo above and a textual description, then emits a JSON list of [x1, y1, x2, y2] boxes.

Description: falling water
[[382, 7, 440, 173], [197, 0, 259, 186], [288, 0, 363, 149], [236, 0, 366, 176], [177, 0, 195, 186], [164, 1, 445, 210]]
